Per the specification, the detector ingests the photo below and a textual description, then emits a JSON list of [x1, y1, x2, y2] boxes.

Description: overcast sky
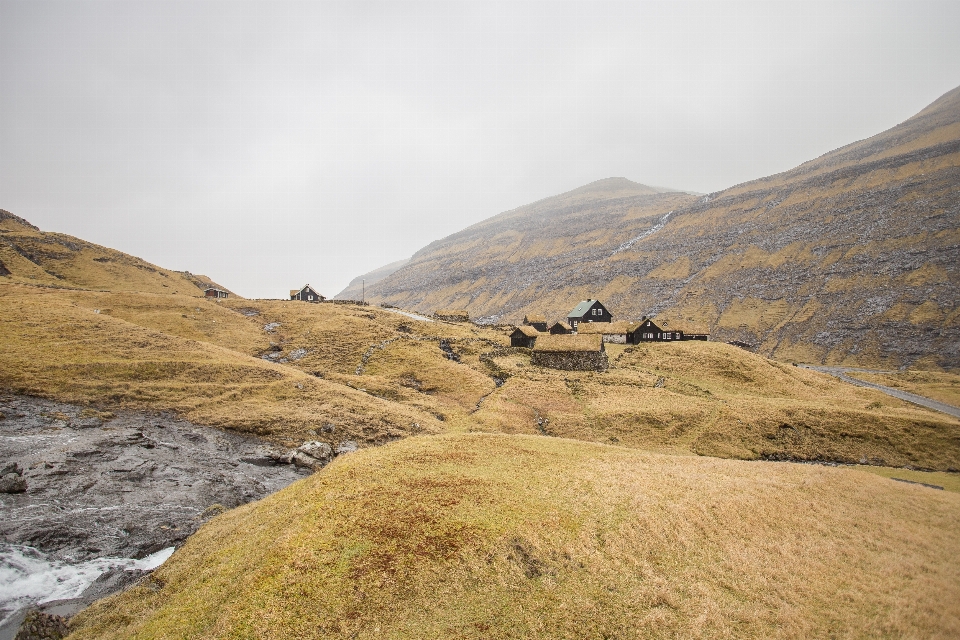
[[1, 1, 958, 298]]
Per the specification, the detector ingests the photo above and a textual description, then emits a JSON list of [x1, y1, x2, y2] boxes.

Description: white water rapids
[[0, 544, 174, 624]]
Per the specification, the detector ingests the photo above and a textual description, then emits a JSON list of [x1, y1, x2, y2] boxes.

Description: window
[[597, 308, 602, 315], [308, 295, 314, 300]]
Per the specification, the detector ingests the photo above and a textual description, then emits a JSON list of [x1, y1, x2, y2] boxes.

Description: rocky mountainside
[[360, 87, 960, 370], [0, 210, 234, 296]]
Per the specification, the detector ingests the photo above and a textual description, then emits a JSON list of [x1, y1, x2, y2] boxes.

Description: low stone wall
[[601, 334, 626, 344], [531, 350, 608, 371], [323, 299, 369, 306]]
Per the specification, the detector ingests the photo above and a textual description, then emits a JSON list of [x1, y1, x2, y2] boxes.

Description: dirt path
[[801, 365, 960, 419]]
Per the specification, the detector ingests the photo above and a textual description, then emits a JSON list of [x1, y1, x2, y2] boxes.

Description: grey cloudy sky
[[1, 1, 958, 298]]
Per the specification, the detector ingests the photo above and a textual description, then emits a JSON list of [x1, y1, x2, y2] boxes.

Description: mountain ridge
[[0, 210, 235, 296], [356, 86, 960, 370]]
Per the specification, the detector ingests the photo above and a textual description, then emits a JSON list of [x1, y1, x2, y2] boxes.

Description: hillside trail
[[800, 365, 960, 419]]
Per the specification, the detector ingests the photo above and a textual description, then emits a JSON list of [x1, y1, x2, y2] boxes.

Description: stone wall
[[531, 350, 608, 371]]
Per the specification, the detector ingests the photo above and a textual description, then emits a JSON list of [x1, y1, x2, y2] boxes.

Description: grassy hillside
[[361, 87, 960, 370], [2, 282, 957, 469], [69, 433, 960, 639], [0, 209, 231, 295], [845, 369, 960, 408]]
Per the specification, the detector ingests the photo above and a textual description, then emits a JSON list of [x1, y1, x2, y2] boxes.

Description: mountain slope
[[334, 258, 409, 300], [0, 210, 233, 296], [361, 88, 960, 369]]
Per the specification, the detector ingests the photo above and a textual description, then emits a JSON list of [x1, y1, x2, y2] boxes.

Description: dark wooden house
[[290, 285, 324, 303], [548, 321, 573, 335], [510, 326, 539, 348], [522, 314, 548, 332], [566, 299, 612, 331], [627, 318, 708, 343], [204, 287, 229, 299]]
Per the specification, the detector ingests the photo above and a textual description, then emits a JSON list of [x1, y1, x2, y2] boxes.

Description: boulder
[[290, 441, 333, 470]]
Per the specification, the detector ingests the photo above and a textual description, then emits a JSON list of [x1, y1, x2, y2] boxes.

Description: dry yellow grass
[[0, 213, 230, 295], [845, 370, 960, 408], [69, 433, 960, 639], [3, 282, 958, 468], [472, 341, 960, 469], [0, 284, 441, 447]]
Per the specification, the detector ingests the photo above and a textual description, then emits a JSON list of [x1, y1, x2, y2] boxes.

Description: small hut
[[548, 321, 573, 335], [530, 334, 608, 371], [510, 325, 539, 348], [290, 285, 324, 303], [203, 287, 229, 299], [522, 314, 548, 332]]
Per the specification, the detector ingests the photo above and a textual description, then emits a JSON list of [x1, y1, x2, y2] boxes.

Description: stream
[[0, 393, 306, 636]]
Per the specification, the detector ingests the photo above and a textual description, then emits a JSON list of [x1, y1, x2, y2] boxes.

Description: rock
[[298, 441, 333, 461], [290, 451, 323, 470], [289, 441, 333, 470], [1, 461, 22, 476], [335, 440, 359, 455], [14, 610, 68, 640], [0, 472, 27, 493], [79, 568, 150, 601]]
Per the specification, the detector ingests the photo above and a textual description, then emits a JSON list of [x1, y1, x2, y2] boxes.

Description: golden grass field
[[2, 282, 959, 470], [845, 369, 960, 409], [69, 433, 960, 639], [2, 213, 960, 637]]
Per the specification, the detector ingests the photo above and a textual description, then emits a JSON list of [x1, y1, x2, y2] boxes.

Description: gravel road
[[801, 366, 960, 419]]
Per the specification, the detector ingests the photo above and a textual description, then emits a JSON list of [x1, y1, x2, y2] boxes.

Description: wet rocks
[[288, 441, 333, 470], [0, 463, 26, 494], [12, 610, 68, 640], [0, 395, 305, 563]]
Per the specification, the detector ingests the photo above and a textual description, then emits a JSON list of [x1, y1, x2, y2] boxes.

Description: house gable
[[291, 285, 324, 302], [566, 299, 612, 328]]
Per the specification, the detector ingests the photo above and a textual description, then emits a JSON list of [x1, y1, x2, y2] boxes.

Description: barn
[[290, 285, 324, 302], [566, 299, 612, 330], [510, 326, 539, 348], [204, 287, 229, 299]]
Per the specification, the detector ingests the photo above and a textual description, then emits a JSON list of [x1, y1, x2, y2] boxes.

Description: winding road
[[800, 365, 960, 419]]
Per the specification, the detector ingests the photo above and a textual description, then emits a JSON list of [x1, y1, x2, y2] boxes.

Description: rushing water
[[0, 544, 174, 625]]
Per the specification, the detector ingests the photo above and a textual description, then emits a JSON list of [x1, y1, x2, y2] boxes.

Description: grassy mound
[[475, 341, 960, 469], [69, 433, 960, 639]]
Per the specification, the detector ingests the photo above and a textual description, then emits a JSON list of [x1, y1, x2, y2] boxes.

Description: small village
[[259, 284, 710, 372]]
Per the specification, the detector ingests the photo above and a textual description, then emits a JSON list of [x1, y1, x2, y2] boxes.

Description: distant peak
[[0, 209, 39, 231], [561, 177, 682, 198]]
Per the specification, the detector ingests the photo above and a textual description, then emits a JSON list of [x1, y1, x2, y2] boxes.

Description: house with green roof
[[566, 299, 611, 331]]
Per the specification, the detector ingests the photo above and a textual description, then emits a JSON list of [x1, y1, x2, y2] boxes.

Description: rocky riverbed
[[0, 393, 308, 636]]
